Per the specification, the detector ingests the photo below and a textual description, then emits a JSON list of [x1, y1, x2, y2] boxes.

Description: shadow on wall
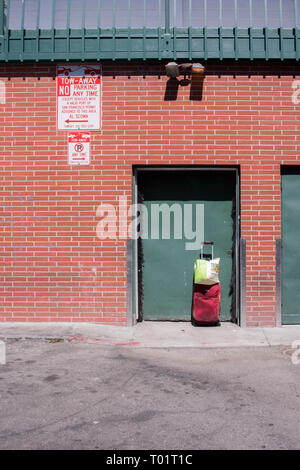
[[164, 76, 204, 101], [2, 60, 298, 106], [3, 60, 298, 79]]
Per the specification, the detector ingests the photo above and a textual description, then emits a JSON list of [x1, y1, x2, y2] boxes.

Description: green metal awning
[[0, 0, 299, 62]]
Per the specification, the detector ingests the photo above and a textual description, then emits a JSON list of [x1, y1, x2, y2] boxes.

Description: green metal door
[[282, 167, 300, 324], [138, 170, 236, 321]]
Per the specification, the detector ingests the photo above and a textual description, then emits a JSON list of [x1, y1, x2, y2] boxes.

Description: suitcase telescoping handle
[[200, 241, 214, 260]]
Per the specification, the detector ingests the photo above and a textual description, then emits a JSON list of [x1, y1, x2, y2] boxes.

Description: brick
[[0, 61, 297, 326]]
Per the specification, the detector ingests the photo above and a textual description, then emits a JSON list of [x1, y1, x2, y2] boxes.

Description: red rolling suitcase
[[192, 242, 221, 326], [192, 283, 221, 326]]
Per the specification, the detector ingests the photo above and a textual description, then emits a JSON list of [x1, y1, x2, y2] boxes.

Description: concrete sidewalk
[[1, 321, 300, 348]]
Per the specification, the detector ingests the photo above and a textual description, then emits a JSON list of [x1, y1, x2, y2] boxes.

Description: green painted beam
[[1, 0, 299, 62], [0, 27, 299, 62]]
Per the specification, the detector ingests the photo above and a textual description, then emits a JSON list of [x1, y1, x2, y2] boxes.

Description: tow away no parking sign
[[57, 64, 101, 131]]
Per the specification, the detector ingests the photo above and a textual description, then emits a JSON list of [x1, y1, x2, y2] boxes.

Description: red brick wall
[[0, 61, 299, 326]]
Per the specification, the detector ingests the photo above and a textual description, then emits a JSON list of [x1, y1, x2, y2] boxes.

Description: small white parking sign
[[68, 132, 90, 165]]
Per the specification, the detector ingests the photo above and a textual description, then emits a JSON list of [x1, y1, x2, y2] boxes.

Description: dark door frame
[[131, 166, 242, 325]]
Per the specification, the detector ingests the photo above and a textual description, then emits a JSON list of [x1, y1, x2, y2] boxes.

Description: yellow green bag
[[194, 258, 220, 285]]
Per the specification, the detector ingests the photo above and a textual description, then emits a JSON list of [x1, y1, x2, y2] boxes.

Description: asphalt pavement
[[0, 337, 299, 450]]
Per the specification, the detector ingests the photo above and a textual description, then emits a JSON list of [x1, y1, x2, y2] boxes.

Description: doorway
[[135, 167, 239, 322]]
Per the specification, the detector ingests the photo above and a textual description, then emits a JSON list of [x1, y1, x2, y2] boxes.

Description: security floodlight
[[191, 63, 205, 77], [165, 62, 180, 78], [165, 62, 206, 79]]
